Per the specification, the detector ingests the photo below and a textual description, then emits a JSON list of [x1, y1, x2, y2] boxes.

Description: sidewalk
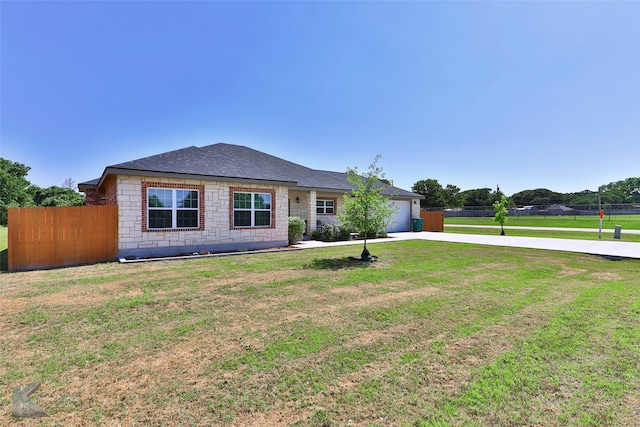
[[294, 231, 640, 260]]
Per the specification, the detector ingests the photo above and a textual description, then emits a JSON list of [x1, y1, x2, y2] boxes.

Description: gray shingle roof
[[80, 143, 421, 198]]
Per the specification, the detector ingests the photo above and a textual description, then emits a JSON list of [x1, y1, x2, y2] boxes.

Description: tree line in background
[[0, 158, 85, 225], [412, 177, 640, 209], [3, 156, 639, 226]]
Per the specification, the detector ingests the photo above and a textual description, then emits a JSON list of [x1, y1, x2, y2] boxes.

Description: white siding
[[388, 200, 411, 232]]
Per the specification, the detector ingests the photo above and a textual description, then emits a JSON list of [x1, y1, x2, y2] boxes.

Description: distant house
[[78, 143, 423, 259], [547, 204, 575, 216], [516, 205, 538, 216]]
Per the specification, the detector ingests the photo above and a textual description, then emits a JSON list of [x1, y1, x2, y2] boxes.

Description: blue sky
[[1, 1, 638, 196]]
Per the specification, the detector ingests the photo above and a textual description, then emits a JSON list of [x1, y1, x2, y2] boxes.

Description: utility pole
[[598, 187, 602, 239]]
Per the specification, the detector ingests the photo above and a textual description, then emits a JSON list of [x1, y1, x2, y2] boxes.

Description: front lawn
[[1, 241, 639, 426]]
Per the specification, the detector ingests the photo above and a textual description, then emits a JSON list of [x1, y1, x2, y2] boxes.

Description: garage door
[[388, 200, 411, 232]]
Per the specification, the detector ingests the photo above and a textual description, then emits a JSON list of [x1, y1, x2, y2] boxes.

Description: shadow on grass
[[1, 249, 7, 272], [305, 256, 375, 270]]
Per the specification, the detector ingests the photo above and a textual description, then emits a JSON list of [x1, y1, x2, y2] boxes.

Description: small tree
[[62, 178, 76, 190], [339, 155, 397, 260], [493, 195, 509, 236]]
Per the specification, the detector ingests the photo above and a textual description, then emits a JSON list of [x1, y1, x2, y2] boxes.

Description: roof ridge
[[110, 145, 200, 168], [207, 143, 317, 173], [79, 142, 422, 198]]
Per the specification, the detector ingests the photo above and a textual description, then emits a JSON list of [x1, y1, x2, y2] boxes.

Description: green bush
[[358, 226, 387, 240], [319, 223, 352, 242], [321, 224, 340, 242], [288, 217, 306, 245], [311, 230, 322, 240], [339, 225, 352, 241]]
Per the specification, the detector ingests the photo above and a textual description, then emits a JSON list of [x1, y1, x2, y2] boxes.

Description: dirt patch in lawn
[[588, 271, 622, 281]]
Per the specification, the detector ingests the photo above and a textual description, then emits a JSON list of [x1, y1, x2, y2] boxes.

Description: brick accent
[[141, 181, 205, 232], [84, 189, 101, 206], [103, 179, 117, 206], [229, 187, 276, 230], [83, 179, 117, 206]]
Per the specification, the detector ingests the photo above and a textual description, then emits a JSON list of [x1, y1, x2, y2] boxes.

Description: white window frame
[[316, 199, 335, 215], [147, 188, 199, 230], [233, 191, 272, 228]]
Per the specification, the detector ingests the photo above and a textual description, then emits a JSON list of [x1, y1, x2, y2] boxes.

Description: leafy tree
[[412, 179, 445, 209], [600, 189, 626, 204], [339, 155, 397, 260], [411, 180, 463, 209], [0, 158, 35, 225], [31, 186, 85, 207], [460, 188, 493, 207], [565, 190, 597, 206], [442, 184, 464, 208], [511, 188, 564, 206], [601, 177, 640, 203], [493, 195, 509, 236]]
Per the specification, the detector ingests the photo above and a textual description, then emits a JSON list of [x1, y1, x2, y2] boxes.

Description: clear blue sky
[[2, 1, 639, 196]]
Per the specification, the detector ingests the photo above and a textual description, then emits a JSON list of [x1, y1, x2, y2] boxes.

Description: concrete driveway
[[295, 230, 640, 260]]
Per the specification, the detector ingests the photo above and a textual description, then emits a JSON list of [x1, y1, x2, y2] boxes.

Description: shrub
[[288, 217, 306, 245], [311, 230, 322, 240], [318, 224, 352, 242], [339, 225, 352, 241], [321, 224, 340, 242]]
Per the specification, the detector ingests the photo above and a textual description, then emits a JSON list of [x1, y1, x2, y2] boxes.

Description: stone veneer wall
[[117, 175, 289, 258], [289, 191, 343, 233], [289, 191, 421, 233]]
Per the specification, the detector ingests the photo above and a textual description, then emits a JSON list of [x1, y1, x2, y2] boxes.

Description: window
[[233, 192, 272, 227], [148, 188, 199, 229], [316, 199, 335, 214]]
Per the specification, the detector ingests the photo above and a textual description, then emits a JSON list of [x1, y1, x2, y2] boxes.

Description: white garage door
[[388, 200, 411, 232]]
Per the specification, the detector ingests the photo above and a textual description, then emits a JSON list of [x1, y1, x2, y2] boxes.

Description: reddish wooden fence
[[8, 206, 118, 271], [419, 211, 444, 232]]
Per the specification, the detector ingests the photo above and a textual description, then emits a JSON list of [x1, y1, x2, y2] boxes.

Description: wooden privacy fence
[[419, 211, 444, 232], [8, 206, 118, 271]]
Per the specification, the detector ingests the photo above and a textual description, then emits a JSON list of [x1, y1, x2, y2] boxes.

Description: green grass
[[445, 214, 640, 230], [0, 226, 7, 271], [445, 226, 640, 242], [1, 241, 639, 426]]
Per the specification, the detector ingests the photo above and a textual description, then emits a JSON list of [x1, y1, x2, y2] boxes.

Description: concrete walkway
[[294, 231, 640, 260]]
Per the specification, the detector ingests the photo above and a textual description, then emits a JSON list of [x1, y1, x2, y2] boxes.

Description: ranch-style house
[[78, 143, 423, 258]]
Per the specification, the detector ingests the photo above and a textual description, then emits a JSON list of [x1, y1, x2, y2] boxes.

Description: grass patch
[[1, 241, 639, 426], [445, 214, 640, 230], [446, 226, 640, 242], [0, 226, 7, 272]]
